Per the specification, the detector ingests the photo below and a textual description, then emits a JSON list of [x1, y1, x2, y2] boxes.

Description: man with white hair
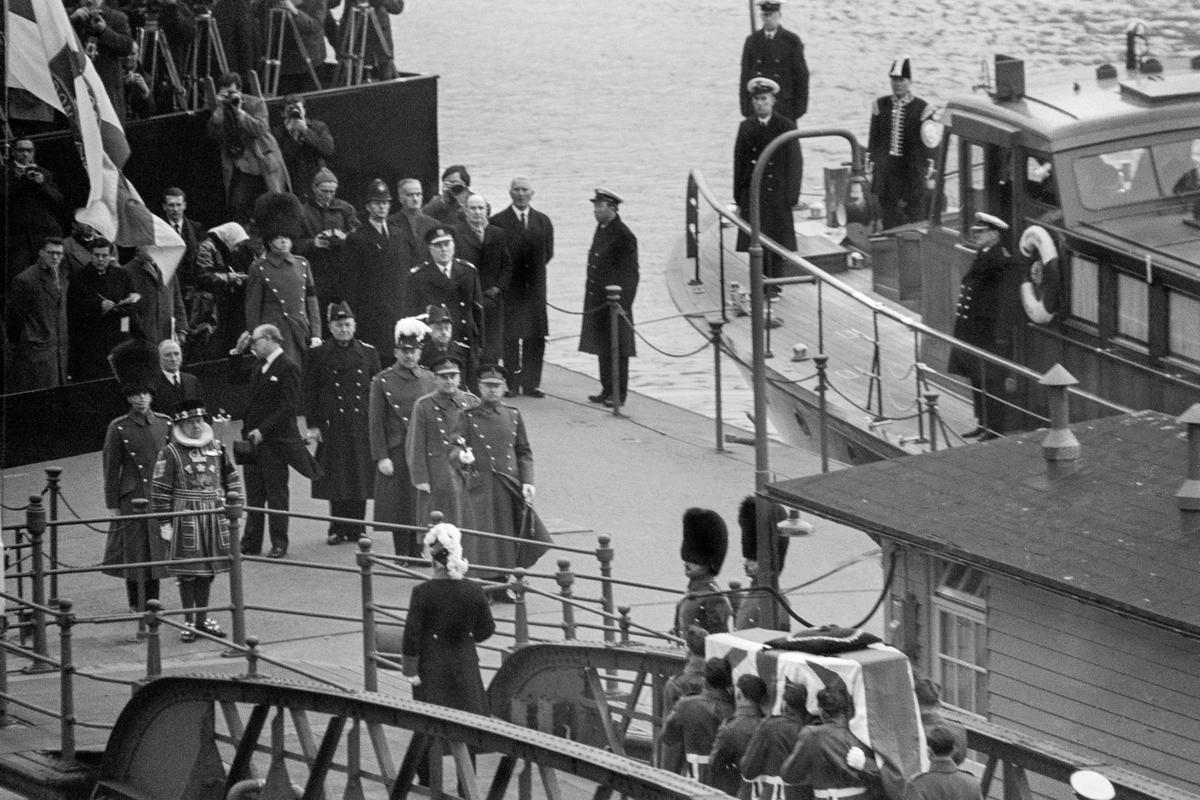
[[454, 193, 512, 364]]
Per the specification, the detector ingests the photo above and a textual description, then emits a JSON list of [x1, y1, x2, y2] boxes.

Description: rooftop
[[767, 410, 1200, 639]]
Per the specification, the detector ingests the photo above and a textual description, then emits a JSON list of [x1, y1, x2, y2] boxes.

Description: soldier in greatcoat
[[304, 301, 381, 544], [449, 365, 551, 585], [369, 317, 437, 556], [578, 188, 639, 406], [102, 340, 172, 626], [734, 78, 801, 293], [244, 192, 322, 369], [402, 226, 484, 375], [405, 356, 479, 527], [675, 507, 732, 636], [741, 681, 820, 800], [659, 658, 736, 783]]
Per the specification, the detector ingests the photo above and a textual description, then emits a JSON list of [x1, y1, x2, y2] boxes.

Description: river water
[[394, 1, 1200, 428]]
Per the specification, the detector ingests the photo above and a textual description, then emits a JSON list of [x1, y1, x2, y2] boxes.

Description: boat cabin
[[914, 49, 1200, 418]]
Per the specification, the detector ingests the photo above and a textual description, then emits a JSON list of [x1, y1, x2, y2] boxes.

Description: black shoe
[[587, 393, 609, 404], [504, 390, 517, 398], [961, 427, 986, 438], [267, 546, 287, 559], [526, 388, 545, 398], [240, 543, 260, 556], [978, 431, 1000, 441]]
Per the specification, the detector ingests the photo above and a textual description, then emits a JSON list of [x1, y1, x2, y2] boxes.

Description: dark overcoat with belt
[[6, 261, 69, 391], [244, 251, 322, 369], [403, 259, 484, 358], [304, 337, 380, 500], [454, 223, 512, 362], [405, 388, 479, 526], [344, 222, 408, 360], [739, 26, 809, 120], [734, 111, 801, 253], [101, 408, 173, 582], [368, 362, 437, 534], [578, 215, 638, 358], [490, 205, 554, 339]]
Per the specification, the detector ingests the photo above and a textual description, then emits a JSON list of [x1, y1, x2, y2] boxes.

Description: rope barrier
[[617, 308, 711, 359], [822, 375, 922, 423], [1, 484, 51, 511], [546, 299, 609, 317], [56, 489, 110, 534]]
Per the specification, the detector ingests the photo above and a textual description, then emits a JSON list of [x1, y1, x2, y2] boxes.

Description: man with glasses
[[403, 226, 484, 387], [6, 238, 70, 391], [406, 355, 478, 527]]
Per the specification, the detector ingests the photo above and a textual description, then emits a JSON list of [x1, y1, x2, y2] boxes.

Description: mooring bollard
[[618, 606, 631, 644], [555, 559, 577, 640], [244, 635, 261, 679], [357, 537, 378, 693]]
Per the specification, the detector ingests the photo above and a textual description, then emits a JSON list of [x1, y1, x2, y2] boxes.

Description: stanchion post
[[130, 498, 151, 639], [224, 492, 247, 651], [814, 355, 830, 473], [45, 467, 62, 605], [923, 393, 940, 452], [244, 635, 261, 679], [144, 600, 162, 682], [0, 625, 9, 725], [618, 606, 631, 644], [554, 559, 576, 640], [357, 538, 379, 693], [512, 569, 529, 648], [729, 580, 743, 621], [710, 319, 726, 453], [56, 598, 76, 764], [606, 284, 623, 417], [595, 535, 615, 647], [25, 496, 52, 668]]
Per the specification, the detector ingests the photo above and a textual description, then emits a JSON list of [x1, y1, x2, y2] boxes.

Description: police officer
[[403, 226, 484, 375]]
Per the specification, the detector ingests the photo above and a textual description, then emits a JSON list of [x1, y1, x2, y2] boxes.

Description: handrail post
[[56, 598, 76, 764], [144, 600, 162, 681], [710, 319, 726, 453], [44, 467, 62, 605], [814, 355, 830, 473], [606, 285, 624, 417], [357, 538, 379, 693], [130, 498, 151, 639], [512, 569, 529, 648], [912, 333, 928, 444], [244, 635, 261, 678], [924, 393, 941, 452], [618, 606, 631, 644], [224, 491, 247, 653], [718, 207, 728, 324], [728, 580, 744, 622], [686, 174, 701, 286], [25, 495, 52, 670], [554, 559, 577, 640], [595, 535, 615, 647]]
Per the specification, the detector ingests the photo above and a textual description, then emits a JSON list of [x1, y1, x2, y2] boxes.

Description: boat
[[669, 27, 1200, 465]]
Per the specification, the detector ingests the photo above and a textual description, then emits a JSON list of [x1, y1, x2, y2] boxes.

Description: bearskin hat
[[108, 339, 159, 396], [680, 507, 728, 576], [253, 191, 304, 241], [739, 495, 789, 564]]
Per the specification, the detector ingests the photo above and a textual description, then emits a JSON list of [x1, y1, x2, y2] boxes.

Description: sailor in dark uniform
[[674, 507, 731, 636], [946, 213, 1016, 440], [420, 302, 476, 390], [304, 301, 381, 544], [867, 58, 936, 230], [402, 226, 484, 378], [739, 1, 809, 123]]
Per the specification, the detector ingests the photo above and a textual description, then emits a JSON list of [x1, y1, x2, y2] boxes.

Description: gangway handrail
[[688, 167, 1134, 416]]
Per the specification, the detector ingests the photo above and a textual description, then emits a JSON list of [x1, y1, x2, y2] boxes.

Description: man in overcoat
[[304, 301, 380, 544], [123, 246, 188, 346], [579, 188, 638, 406], [739, 0, 809, 185], [369, 317, 437, 555], [734, 78, 801, 292], [405, 356, 478, 527], [295, 167, 359, 316], [402, 226, 484, 373], [867, 58, 936, 230], [6, 238, 71, 392], [901, 727, 982, 800], [345, 179, 408, 364], [387, 178, 440, 271], [208, 72, 291, 223], [491, 176, 554, 397], [454, 193, 512, 364], [152, 338, 205, 412], [67, 238, 138, 382], [419, 303, 476, 390]]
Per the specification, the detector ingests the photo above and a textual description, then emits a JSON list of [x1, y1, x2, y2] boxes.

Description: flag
[[6, 0, 185, 284]]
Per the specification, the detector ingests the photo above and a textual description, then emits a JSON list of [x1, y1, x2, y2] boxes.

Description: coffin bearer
[[734, 77, 801, 296], [741, 681, 821, 800], [579, 188, 638, 407], [406, 355, 479, 526], [709, 674, 769, 797], [739, 0, 809, 186], [674, 508, 731, 636], [152, 398, 242, 641], [450, 365, 551, 587], [369, 317, 437, 555], [659, 658, 736, 783], [103, 340, 172, 628], [780, 688, 881, 798], [304, 301, 381, 544], [867, 57, 937, 230]]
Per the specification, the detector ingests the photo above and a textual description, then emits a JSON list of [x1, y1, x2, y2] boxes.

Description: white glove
[[309, 336, 322, 348], [160, 524, 174, 543], [846, 746, 866, 771], [458, 448, 475, 465], [378, 457, 394, 476], [522, 483, 536, 503]]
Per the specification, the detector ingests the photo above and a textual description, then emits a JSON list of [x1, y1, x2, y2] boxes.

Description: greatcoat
[[304, 337, 380, 501], [578, 214, 638, 358], [734, 112, 801, 256], [244, 251, 322, 369], [368, 362, 437, 551], [405, 389, 479, 526], [490, 205, 554, 340], [102, 408, 173, 582]]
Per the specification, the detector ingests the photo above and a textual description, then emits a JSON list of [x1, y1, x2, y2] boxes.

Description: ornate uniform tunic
[[152, 430, 242, 577], [405, 389, 479, 526], [304, 337, 380, 501], [102, 409, 172, 581], [368, 362, 437, 552]]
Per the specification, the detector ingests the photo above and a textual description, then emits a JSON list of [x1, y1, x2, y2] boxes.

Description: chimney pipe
[[1176, 404, 1200, 528], [1038, 364, 1080, 461]]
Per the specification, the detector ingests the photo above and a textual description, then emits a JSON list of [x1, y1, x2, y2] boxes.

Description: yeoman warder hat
[[590, 187, 623, 205], [172, 398, 209, 422], [424, 226, 454, 245], [681, 507, 729, 576]]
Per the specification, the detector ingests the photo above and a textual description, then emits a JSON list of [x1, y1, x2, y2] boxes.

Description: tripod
[[262, 4, 322, 96], [139, 14, 185, 112], [183, 9, 229, 111], [334, 1, 392, 86]]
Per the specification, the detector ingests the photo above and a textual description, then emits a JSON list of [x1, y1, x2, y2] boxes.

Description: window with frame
[[1168, 289, 1200, 363], [932, 562, 988, 717], [1068, 253, 1099, 326], [1115, 272, 1149, 345]]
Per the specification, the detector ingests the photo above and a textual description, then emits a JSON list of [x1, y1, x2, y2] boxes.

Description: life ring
[[1018, 225, 1060, 324]]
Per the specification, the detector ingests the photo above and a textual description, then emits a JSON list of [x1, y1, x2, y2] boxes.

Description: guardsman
[[304, 301, 381, 544], [735, 495, 789, 630], [867, 57, 937, 229], [675, 507, 732, 636], [710, 674, 769, 797], [742, 681, 820, 800], [405, 355, 479, 526], [781, 688, 881, 800], [369, 317, 438, 555]]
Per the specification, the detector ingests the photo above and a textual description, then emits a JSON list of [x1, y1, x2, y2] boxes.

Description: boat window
[[1068, 252, 1100, 326], [940, 135, 963, 219], [933, 562, 988, 717], [1115, 273, 1150, 344], [1168, 290, 1200, 363], [1025, 156, 1058, 207], [1073, 147, 1158, 209], [1156, 137, 1200, 195]]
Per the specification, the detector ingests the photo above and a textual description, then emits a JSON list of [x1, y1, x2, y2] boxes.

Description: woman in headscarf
[[189, 221, 255, 360]]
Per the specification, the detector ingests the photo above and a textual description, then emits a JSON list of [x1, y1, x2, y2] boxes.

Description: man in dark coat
[[741, 681, 820, 800], [387, 177, 440, 270], [295, 167, 359, 315], [345, 179, 407, 364], [208, 72, 291, 223], [490, 176, 554, 397], [659, 658, 736, 783], [369, 317, 437, 555], [735, 77, 801, 291], [153, 338, 205, 411], [419, 303, 476, 390], [4, 140, 66, 285], [275, 94, 336, 196], [6, 238, 70, 392], [231, 323, 319, 558], [867, 58, 936, 230], [68, 0, 134, 121], [579, 188, 638, 407], [304, 301, 380, 543], [780, 688, 881, 797], [67, 238, 138, 382], [901, 727, 982, 800], [122, 247, 189, 346], [454, 193, 512, 364], [946, 213, 1016, 440], [162, 188, 203, 300], [710, 674, 769, 797], [403, 226, 485, 372], [739, 0, 809, 185]]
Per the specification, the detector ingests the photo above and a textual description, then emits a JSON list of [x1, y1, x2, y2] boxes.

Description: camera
[[449, 183, 467, 196], [287, 108, 302, 119]]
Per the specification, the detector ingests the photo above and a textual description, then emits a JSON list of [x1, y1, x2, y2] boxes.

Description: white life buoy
[[1018, 225, 1059, 324]]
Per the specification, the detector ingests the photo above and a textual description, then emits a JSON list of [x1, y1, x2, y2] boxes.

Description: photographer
[[422, 164, 471, 226], [333, 0, 404, 81], [295, 167, 358, 315], [4, 140, 66, 285], [206, 72, 291, 223], [122, 42, 156, 120], [252, 0, 327, 95], [69, 0, 134, 122], [274, 94, 335, 195], [122, 0, 196, 84]]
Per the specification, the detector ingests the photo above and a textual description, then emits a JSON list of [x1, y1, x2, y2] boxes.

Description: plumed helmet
[[680, 507, 728, 575], [394, 316, 431, 348], [253, 191, 304, 241], [739, 494, 789, 564], [108, 339, 159, 396]]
